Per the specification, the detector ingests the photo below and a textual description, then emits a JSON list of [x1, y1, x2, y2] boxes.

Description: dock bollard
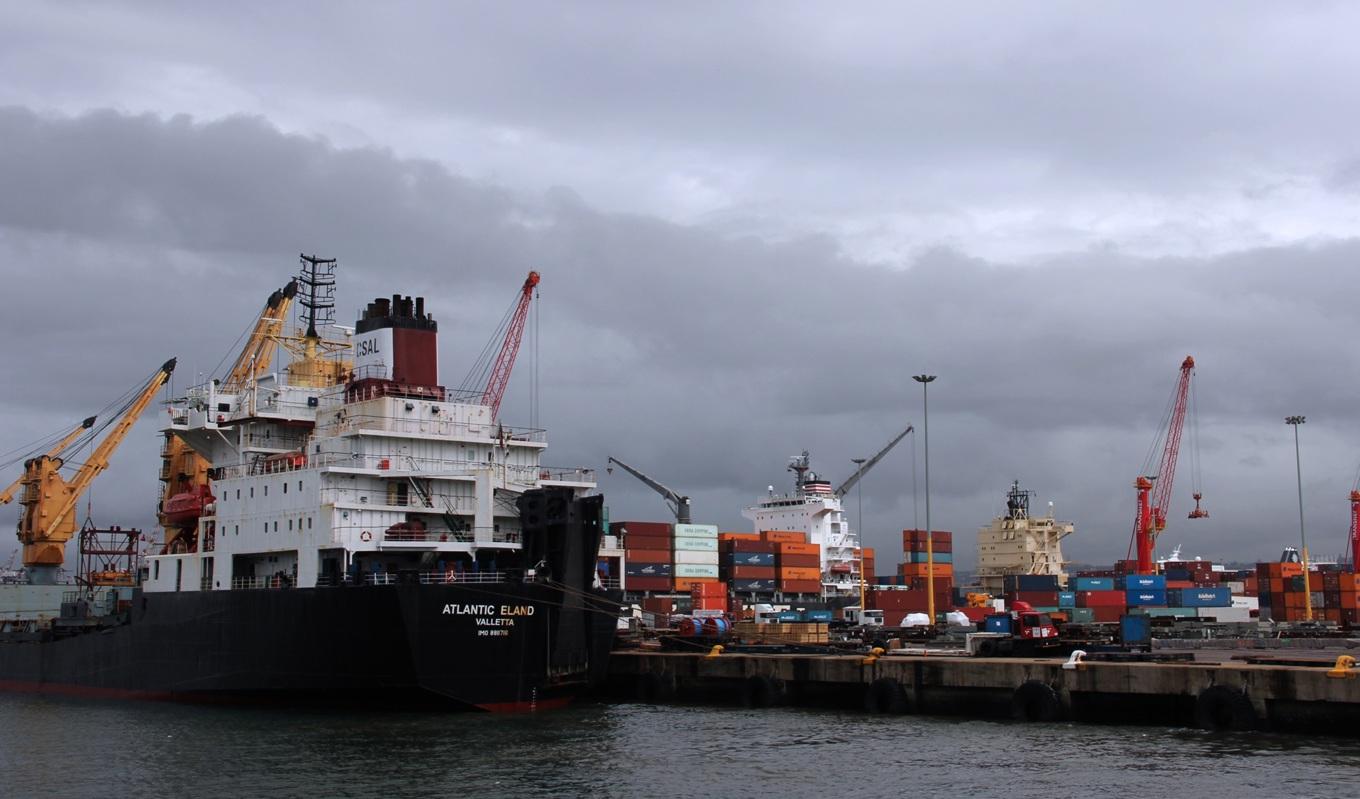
[[1327, 654, 1357, 679]]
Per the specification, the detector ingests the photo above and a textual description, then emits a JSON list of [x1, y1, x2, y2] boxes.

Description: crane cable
[[456, 287, 523, 399]]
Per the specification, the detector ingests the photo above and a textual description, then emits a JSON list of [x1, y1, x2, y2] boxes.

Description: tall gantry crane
[[17, 358, 175, 583], [1131, 355, 1205, 575], [159, 280, 296, 553], [607, 457, 692, 523]]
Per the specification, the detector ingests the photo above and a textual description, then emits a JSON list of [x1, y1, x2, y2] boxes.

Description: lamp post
[[852, 457, 867, 617], [913, 374, 937, 621], [1286, 415, 1311, 622]]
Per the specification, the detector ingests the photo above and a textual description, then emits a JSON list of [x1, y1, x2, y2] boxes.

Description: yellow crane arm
[[0, 415, 96, 505], [40, 359, 176, 538], [223, 280, 296, 390]]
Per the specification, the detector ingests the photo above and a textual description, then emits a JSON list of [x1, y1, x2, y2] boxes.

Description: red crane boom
[[482, 271, 540, 419], [1133, 355, 1203, 574], [1349, 491, 1360, 570]]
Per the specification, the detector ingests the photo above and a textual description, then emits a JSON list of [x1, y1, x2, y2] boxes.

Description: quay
[[607, 649, 1360, 735]]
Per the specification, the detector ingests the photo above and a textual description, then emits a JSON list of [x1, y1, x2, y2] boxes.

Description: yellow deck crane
[[18, 359, 175, 584], [158, 280, 296, 553], [0, 416, 96, 507]]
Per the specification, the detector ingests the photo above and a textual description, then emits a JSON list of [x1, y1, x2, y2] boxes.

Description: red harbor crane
[[1348, 490, 1360, 570], [1131, 355, 1206, 575], [460, 271, 540, 420]]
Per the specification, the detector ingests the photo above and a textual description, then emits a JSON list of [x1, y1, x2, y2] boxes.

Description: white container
[[673, 537, 718, 552], [673, 550, 720, 566], [675, 563, 720, 578], [1197, 606, 1252, 622], [674, 523, 719, 539]]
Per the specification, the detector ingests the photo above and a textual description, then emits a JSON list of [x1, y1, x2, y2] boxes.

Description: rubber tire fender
[[864, 677, 910, 714], [1011, 680, 1062, 722], [635, 672, 675, 703], [1194, 685, 1259, 731], [743, 675, 786, 708]]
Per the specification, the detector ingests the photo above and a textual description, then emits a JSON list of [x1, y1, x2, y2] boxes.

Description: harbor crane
[[1348, 488, 1360, 570], [16, 358, 176, 583], [483, 271, 540, 420], [835, 425, 914, 498], [1130, 355, 1205, 575], [606, 456, 692, 524], [1, 416, 96, 506]]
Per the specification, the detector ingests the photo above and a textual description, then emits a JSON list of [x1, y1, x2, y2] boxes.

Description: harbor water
[[1, 694, 1357, 798]]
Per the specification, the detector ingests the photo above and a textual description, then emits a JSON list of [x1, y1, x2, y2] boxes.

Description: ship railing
[[359, 571, 513, 586], [230, 576, 296, 590], [318, 487, 479, 514], [313, 412, 548, 444], [598, 577, 621, 590], [240, 432, 308, 452]]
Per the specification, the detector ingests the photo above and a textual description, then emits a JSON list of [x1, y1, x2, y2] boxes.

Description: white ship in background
[[743, 428, 912, 597]]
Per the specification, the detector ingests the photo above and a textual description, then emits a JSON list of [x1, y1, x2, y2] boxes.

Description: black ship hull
[[0, 581, 619, 711], [0, 489, 620, 712]]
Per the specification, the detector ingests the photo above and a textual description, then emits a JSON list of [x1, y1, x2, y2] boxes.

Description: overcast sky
[[4, 3, 1360, 571]]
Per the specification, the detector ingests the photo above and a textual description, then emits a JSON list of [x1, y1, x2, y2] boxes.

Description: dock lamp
[[913, 374, 937, 621]]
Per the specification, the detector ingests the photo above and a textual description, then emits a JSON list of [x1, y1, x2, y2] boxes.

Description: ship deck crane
[[834, 425, 914, 498], [480, 271, 540, 420], [1130, 355, 1205, 575], [607, 456, 692, 524], [1, 416, 96, 506], [18, 358, 175, 583], [159, 280, 296, 553]]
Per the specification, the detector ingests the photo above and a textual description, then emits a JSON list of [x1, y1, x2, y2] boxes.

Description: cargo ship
[[0, 258, 618, 710]]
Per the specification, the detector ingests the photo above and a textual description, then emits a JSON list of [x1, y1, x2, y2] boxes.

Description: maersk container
[[673, 537, 719, 552], [1121, 574, 1167, 590], [1126, 588, 1167, 606], [1074, 577, 1114, 591], [777, 610, 804, 622], [805, 609, 834, 622], [1058, 591, 1076, 608]]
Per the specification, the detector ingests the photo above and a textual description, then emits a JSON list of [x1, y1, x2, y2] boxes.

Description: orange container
[[625, 549, 673, 564], [1280, 562, 1304, 578], [778, 566, 821, 581], [673, 577, 719, 591], [690, 581, 727, 597], [778, 554, 819, 568], [777, 542, 820, 556], [761, 530, 809, 544], [897, 562, 954, 578], [719, 532, 761, 542]]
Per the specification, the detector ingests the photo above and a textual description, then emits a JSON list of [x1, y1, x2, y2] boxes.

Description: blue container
[[1121, 574, 1167, 590], [983, 614, 1013, 634], [1174, 586, 1232, 607], [732, 579, 776, 592], [625, 562, 673, 577], [776, 610, 804, 622], [1074, 577, 1114, 591], [1120, 614, 1152, 645], [1005, 575, 1060, 592], [1165, 568, 1192, 582], [805, 609, 834, 622], [1126, 588, 1167, 606], [1058, 591, 1076, 608], [907, 551, 954, 564], [726, 551, 776, 567]]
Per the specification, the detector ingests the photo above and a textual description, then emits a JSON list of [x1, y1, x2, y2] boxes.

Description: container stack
[[1257, 562, 1360, 624], [860, 547, 876, 583], [719, 532, 776, 594], [768, 531, 821, 595], [898, 530, 954, 597], [673, 523, 720, 592], [690, 581, 727, 615], [1003, 574, 1060, 612], [616, 520, 673, 593]]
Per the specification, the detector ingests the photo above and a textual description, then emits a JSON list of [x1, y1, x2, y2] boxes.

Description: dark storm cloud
[[2, 109, 1358, 570]]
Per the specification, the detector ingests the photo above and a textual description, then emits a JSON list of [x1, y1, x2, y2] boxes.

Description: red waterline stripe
[[0, 679, 174, 702], [474, 696, 574, 713]]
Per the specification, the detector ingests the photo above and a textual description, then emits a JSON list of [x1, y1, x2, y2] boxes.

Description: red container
[[625, 534, 672, 552], [730, 565, 776, 579], [1077, 590, 1126, 608], [624, 549, 672, 564], [778, 579, 821, 593], [1091, 606, 1124, 623], [779, 554, 820, 569], [1011, 591, 1059, 607], [611, 521, 672, 537], [627, 576, 672, 592], [691, 581, 726, 597]]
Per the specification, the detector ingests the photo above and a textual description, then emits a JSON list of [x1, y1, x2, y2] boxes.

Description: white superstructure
[[975, 481, 1074, 594], [742, 452, 863, 597]]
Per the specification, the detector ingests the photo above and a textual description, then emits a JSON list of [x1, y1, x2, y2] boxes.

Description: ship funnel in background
[[355, 294, 439, 388]]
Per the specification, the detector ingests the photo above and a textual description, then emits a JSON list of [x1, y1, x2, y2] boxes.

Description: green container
[[1067, 607, 1095, 623], [1142, 607, 1198, 618]]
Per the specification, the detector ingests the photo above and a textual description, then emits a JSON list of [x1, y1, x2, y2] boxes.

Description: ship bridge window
[[264, 485, 269, 497], [288, 519, 293, 531], [283, 482, 288, 494], [298, 480, 303, 491], [274, 521, 279, 532], [236, 489, 240, 500], [308, 517, 313, 529], [250, 487, 254, 498]]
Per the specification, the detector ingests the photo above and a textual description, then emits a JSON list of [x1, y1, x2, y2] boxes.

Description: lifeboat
[[163, 484, 215, 525]]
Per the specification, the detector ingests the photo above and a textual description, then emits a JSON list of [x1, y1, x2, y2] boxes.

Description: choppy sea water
[[1, 695, 1357, 798]]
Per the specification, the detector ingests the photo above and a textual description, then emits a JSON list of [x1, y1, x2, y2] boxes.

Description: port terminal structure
[[609, 650, 1360, 735]]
